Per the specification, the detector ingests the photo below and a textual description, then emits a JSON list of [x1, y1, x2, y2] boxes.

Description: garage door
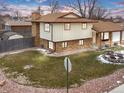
[[112, 32, 120, 42], [122, 31, 124, 40]]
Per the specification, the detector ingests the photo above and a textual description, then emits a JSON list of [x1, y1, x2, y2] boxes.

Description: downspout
[[51, 23, 53, 41], [51, 23, 56, 52]]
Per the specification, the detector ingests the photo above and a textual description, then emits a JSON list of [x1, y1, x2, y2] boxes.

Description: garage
[[112, 32, 120, 43]]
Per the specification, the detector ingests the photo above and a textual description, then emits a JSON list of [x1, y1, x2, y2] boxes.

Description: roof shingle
[[33, 12, 97, 23], [93, 21, 124, 32]]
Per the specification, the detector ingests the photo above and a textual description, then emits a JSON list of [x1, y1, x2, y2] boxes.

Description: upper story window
[[82, 23, 87, 29], [64, 23, 71, 30], [45, 23, 50, 32]]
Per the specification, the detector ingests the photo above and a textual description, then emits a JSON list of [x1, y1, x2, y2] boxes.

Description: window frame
[[62, 42, 68, 48], [79, 40, 84, 45], [44, 23, 50, 32], [101, 32, 109, 41], [64, 23, 71, 30], [82, 23, 87, 29], [49, 41, 54, 49]]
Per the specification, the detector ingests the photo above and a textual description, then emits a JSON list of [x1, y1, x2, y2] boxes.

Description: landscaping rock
[[117, 81, 122, 84], [80, 79, 86, 82], [122, 76, 124, 79], [0, 80, 6, 86], [13, 74, 31, 85], [23, 65, 33, 70], [70, 83, 78, 88]]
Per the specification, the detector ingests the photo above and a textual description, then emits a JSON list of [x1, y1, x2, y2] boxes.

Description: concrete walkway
[[109, 84, 124, 93], [0, 48, 96, 57]]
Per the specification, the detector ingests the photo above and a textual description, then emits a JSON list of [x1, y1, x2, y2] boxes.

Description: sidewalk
[[109, 84, 124, 93]]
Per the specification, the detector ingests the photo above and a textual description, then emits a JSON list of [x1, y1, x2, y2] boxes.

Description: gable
[[57, 12, 81, 19], [63, 14, 79, 18]]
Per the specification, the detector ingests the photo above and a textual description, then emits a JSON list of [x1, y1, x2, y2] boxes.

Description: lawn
[[0, 47, 124, 88]]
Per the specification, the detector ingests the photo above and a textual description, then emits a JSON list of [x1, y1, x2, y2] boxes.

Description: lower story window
[[79, 40, 84, 45], [62, 42, 68, 48], [49, 41, 54, 49]]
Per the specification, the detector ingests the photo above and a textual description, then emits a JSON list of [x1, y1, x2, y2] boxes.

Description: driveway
[[109, 84, 124, 93]]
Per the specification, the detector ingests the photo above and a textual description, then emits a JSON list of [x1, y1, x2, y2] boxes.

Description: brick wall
[[32, 22, 41, 47], [41, 39, 48, 49], [55, 38, 92, 52], [40, 38, 92, 52]]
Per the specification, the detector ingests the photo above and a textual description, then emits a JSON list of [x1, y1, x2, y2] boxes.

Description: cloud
[[113, 1, 124, 6], [0, 3, 51, 16], [0, 1, 123, 18], [35, 0, 47, 3], [109, 8, 124, 18]]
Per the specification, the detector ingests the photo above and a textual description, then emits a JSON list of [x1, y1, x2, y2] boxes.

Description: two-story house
[[32, 12, 97, 52], [32, 11, 124, 53]]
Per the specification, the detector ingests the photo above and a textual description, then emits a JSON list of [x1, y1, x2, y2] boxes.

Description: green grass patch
[[0, 48, 124, 88]]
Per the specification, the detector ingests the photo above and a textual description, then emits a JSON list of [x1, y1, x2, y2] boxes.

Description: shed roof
[[0, 32, 23, 40], [6, 20, 32, 26]]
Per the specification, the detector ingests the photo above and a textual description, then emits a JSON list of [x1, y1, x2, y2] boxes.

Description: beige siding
[[40, 23, 52, 40], [63, 14, 78, 18], [53, 23, 93, 42]]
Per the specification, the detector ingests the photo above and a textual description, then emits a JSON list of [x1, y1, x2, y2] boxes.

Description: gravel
[[0, 68, 124, 93]]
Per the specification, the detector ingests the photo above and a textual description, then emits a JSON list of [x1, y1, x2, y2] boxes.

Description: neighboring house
[[5, 20, 32, 32], [93, 21, 124, 47], [0, 32, 23, 41], [32, 12, 97, 52]]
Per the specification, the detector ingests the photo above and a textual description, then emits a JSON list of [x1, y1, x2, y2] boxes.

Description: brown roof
[[6, 20, 32, 26], [33, 12, 97, 23], [93, 21, 124, 32]]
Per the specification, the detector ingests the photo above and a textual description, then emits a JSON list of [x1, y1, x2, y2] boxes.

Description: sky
[[0, 0, 124, 17]]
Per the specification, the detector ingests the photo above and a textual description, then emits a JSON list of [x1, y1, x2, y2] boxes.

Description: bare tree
[[92, 7, 110, 20], [67, 0, 87, 17], [67, 0, 109, 19], [87, 0, 98, 19], [49, 0, 60, 13], [13, 10, 22, 20], [67, 0, 98, 18]]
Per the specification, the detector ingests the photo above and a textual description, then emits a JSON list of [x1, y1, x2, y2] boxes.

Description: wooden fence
[[0, 37, 34, 53]]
